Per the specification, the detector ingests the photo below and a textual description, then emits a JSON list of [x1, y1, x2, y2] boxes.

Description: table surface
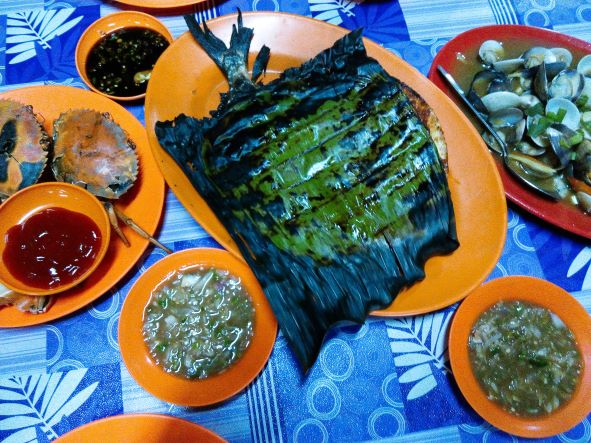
[[1, 1, 591, 442]]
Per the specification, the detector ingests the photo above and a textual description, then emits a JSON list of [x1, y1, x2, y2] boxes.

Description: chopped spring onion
[[143, 267, 255, 379]]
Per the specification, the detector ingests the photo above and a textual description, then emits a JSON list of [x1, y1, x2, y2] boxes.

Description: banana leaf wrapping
[[156, 14, 459, 370]]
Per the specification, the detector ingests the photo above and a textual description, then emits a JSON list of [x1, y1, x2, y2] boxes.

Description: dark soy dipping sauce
[[86, 28, 169, 97], [3, 207, 102, 290]]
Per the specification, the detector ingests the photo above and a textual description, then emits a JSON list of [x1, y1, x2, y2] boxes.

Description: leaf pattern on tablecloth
[[308, 0, 361, 25], [567, 247, 591, 290], [0, 369, 97, 442], [6, 9, 83, 65], [386, 311, 453, 401]]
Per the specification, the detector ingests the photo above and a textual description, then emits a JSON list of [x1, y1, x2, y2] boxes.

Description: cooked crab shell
[[0, 99, 50, 198], [51, 109, 138, 199]]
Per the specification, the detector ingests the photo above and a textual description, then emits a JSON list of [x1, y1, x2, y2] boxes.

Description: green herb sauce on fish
[[156, 12, 459, 369]]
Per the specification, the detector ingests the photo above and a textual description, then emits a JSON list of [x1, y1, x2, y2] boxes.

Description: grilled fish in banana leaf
[[156, 13, 459, 370]]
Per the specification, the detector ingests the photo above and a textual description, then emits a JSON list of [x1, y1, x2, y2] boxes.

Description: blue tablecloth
[[1, 1, 591, 442]]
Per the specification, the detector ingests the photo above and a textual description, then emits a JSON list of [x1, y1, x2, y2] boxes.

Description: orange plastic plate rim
[[75, 11, 174, 102], [448, 276, 591, 438], [54, 413, 225, 442], [0, 182, 111, 296], [118, 247, 277, 407], [0, 85, 165, 327]]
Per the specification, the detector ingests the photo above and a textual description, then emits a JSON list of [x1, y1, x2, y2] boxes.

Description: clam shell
[[519, 94, 542, 109], [576, 191, 591, 212], [533, 61, 548, 102], [514, 141, 546, 157], [548, 69, 584, 101], [546, 97, 581, 130], [489, 107, 524, 128], [481, 91, 522, 113], [522, 46, 556, 68], [550, 48, 573, 67], [577, 54, 591, 77], [580, 77, 591, 107], [547, 125, 573, 168], [493, 58, 523, 73], [479, 40, 504, 65], [526, 114, 550, 148]]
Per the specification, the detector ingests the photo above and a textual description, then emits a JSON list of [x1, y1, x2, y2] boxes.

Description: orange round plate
[[449, 276, 591, 438], [429, 25, 591, 239], [0, 85, 165, 327], [54, 414, 224, 442], [76, 11, 174, 101], [118, 248, 277, 406], [0, 183, 111, 296], [144, 12, 507, 316], [113, 0, 206, 8]]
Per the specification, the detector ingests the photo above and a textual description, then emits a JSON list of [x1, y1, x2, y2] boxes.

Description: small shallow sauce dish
[[54, 414, 224, 443], [76, 11, 173, 101], [449, 276, 591, 438], [0, 182, 111, 296], [119, 248, 277, 406]]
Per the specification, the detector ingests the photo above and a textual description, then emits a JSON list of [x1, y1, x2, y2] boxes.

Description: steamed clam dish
[[470, 41, 591, 213], [156, 14, 459, 369]]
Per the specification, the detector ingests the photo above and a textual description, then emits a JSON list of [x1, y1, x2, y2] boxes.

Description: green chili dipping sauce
[[468, 300, 582, 417], [142, 267, 255, 379], [86, 28, 169, 97]]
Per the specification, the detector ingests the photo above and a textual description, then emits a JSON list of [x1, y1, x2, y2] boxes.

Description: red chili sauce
[[3, 207, 102, 290]]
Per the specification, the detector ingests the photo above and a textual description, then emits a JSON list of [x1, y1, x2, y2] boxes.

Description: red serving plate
[[429, 25, 591, 239]]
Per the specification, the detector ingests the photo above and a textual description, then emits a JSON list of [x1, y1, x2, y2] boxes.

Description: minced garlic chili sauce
[[3, 207, 102, 289], [143, 267, 255, 380], [468, 300, 582, 417]]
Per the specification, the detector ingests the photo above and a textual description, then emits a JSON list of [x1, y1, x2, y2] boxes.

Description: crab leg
[[0, 283, 53, 314], [103, 202, 131, 247], [111, 205, 173, 254]]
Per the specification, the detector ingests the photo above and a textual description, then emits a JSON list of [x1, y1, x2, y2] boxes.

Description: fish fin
[[155, 114, 206, 183], [184, 10, 266, 89], [252, 45, 270, 83]]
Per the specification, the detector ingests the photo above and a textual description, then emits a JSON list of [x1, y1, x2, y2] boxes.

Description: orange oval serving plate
[[429, 25, 591, 239], [113, 0, 207, 9], [54, 414, 224, 443], [119, 248, 277, 407], [0, 183, 111, 296], [145, 12, 507, 316], [0, 86, 165, 327], [449, 276, 591, 438], [76, 11, 174, 101]]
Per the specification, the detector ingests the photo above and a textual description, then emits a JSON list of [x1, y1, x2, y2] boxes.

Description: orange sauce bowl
[[449, 276, 591, 438], [118, 247, 277, 407], [75, 11, 173, 101], [54, 414, 225, 443], [0, 182, 111, 297]]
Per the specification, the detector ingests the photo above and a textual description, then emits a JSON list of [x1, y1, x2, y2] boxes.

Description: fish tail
[[184, 10, 270, 88]]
